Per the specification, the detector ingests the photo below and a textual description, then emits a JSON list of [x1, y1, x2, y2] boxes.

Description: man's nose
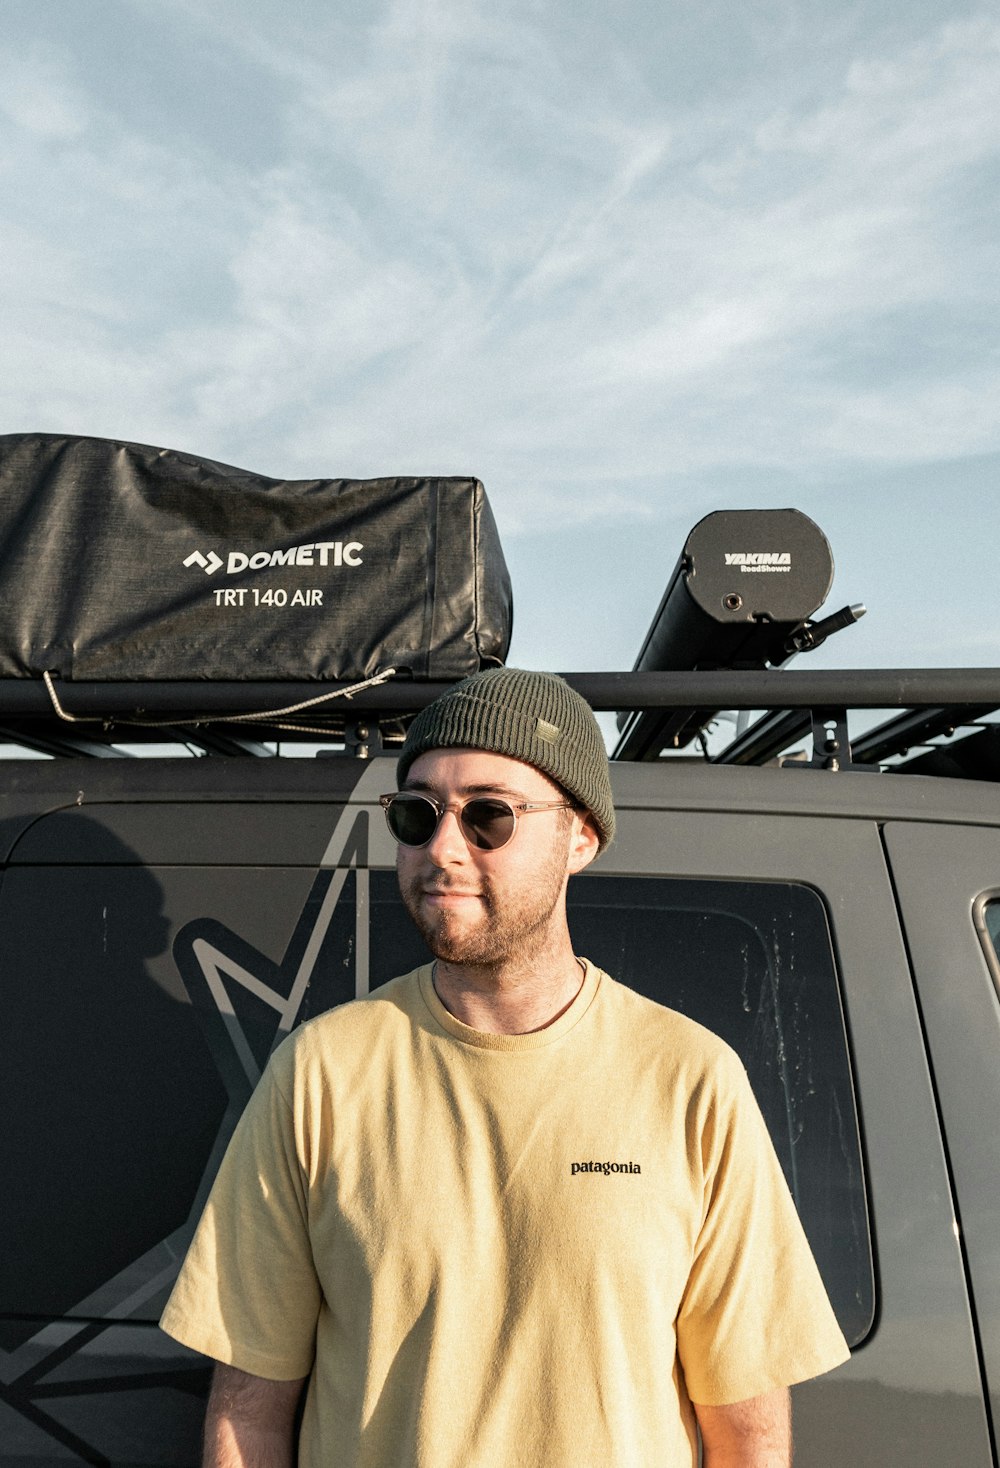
[[423, 806, 469, 864]]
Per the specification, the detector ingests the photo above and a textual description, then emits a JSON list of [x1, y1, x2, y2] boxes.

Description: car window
[[556, 874, 872, 1346]]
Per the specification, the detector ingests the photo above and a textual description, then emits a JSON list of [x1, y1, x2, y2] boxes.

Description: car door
[[590, 791, 994, 1466], [883, 821, 1000, 1461]]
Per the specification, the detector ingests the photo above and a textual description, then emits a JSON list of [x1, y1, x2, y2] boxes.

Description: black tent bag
[[0, 434, 512, 682]]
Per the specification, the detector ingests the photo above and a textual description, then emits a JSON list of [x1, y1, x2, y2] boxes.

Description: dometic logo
[[724, 551, 791, 574], [571, 1160, 642, 1176], [183, 541, 364, 576], [185, 550, 224, 574]]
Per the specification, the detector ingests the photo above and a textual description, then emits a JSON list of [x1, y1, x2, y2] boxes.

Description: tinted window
[[560, 874, 872, 1346]]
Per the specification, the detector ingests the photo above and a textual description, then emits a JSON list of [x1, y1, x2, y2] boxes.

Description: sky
[[1, 0, 998, 679]]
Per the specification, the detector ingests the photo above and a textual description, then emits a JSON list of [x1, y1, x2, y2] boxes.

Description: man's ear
[[567, 811, 601, 875]]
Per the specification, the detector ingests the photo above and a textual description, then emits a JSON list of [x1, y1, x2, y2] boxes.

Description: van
[[1, 499, 998, 1465]]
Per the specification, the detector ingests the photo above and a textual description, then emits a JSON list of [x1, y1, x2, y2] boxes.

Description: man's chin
[[420, 924, 490, 966], [408, 911, 500, 967]]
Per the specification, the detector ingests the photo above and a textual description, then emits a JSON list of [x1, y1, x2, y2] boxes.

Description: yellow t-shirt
[[161, 962, 849, 1466]]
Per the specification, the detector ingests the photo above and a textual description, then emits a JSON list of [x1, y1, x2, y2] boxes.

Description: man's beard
[[398, 845, 569, 968]]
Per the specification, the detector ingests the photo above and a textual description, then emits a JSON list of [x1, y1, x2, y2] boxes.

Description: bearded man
[[161, 667, 848, 1468]]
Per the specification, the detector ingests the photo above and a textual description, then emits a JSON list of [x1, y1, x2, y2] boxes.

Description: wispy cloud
[[0, 1, 997, 539], [0, 47, 90, 139]]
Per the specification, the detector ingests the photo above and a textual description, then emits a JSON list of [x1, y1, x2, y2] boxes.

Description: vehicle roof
[[3, 752, 1000, 828]]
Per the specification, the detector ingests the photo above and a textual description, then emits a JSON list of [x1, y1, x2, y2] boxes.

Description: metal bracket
[[806, 707, 877, 772], [343, 720, 386, 760]]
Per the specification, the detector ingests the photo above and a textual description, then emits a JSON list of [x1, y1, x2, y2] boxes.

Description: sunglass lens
[[387, 795, 438, 846], [460, 798, 516, 850]]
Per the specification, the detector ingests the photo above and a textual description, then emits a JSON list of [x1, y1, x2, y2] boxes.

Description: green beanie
[[397, 667, 615, 851]]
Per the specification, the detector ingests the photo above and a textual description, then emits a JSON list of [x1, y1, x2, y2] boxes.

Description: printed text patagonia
[[570, 1161, 642, 1176]]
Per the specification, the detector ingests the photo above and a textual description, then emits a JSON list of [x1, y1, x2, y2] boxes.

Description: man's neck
[[432, 945, 585, 1035]]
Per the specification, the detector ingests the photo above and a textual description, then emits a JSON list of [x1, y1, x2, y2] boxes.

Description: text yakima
[[184, 541, 363, 576], [724, 551, 791, 574]]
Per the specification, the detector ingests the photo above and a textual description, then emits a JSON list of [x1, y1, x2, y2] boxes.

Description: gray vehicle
[[0, 506, 998, 1466]]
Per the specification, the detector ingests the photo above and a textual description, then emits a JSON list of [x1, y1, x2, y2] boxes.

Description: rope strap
[[42, 668, 398, 731]]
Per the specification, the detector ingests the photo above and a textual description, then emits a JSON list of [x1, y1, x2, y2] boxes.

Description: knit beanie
[[397, 667, 615, 851]]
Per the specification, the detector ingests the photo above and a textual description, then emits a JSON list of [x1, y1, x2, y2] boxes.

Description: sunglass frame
[[378, 792, 573, 850]]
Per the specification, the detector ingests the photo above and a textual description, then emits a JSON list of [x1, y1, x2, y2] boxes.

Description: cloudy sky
[[2, 0, 998, 676]]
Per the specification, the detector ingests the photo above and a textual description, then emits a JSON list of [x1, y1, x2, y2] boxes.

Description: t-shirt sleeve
[[676, 1052, 851, 1406], [159, 1052, 321, 1381]]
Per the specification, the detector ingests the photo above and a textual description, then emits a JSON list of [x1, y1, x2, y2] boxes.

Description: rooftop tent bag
[[0, 434, 513, 682]]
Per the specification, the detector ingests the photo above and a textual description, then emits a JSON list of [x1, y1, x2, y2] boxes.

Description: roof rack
[[0, 667, 998, 772], [0, 507, 996, 776]]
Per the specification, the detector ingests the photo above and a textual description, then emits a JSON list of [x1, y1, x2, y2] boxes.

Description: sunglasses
[[379, 792, 573, 851]]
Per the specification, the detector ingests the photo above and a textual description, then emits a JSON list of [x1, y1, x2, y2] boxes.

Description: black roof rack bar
[[575, 669, 1000, 711], [890, 723, 1000, 779], [0, 679, 442, 720], [613, 706, 716, 761], [153, 726, 279, 757], [849, 704, 999, 766], [0, 725, 136, 758], [713, 709, 813, 766], [1, 668, 1000, 721], [716, 701, 1000, 769]]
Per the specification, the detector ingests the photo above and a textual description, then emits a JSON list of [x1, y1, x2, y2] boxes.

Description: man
[[161, 667, 849, 1467]]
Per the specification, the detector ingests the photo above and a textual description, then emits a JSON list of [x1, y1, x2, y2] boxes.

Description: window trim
[[971, 889, 1000, 1007]]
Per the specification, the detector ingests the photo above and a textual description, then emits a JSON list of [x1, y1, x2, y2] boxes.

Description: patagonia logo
[[571, 1160, 641, 1176]]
